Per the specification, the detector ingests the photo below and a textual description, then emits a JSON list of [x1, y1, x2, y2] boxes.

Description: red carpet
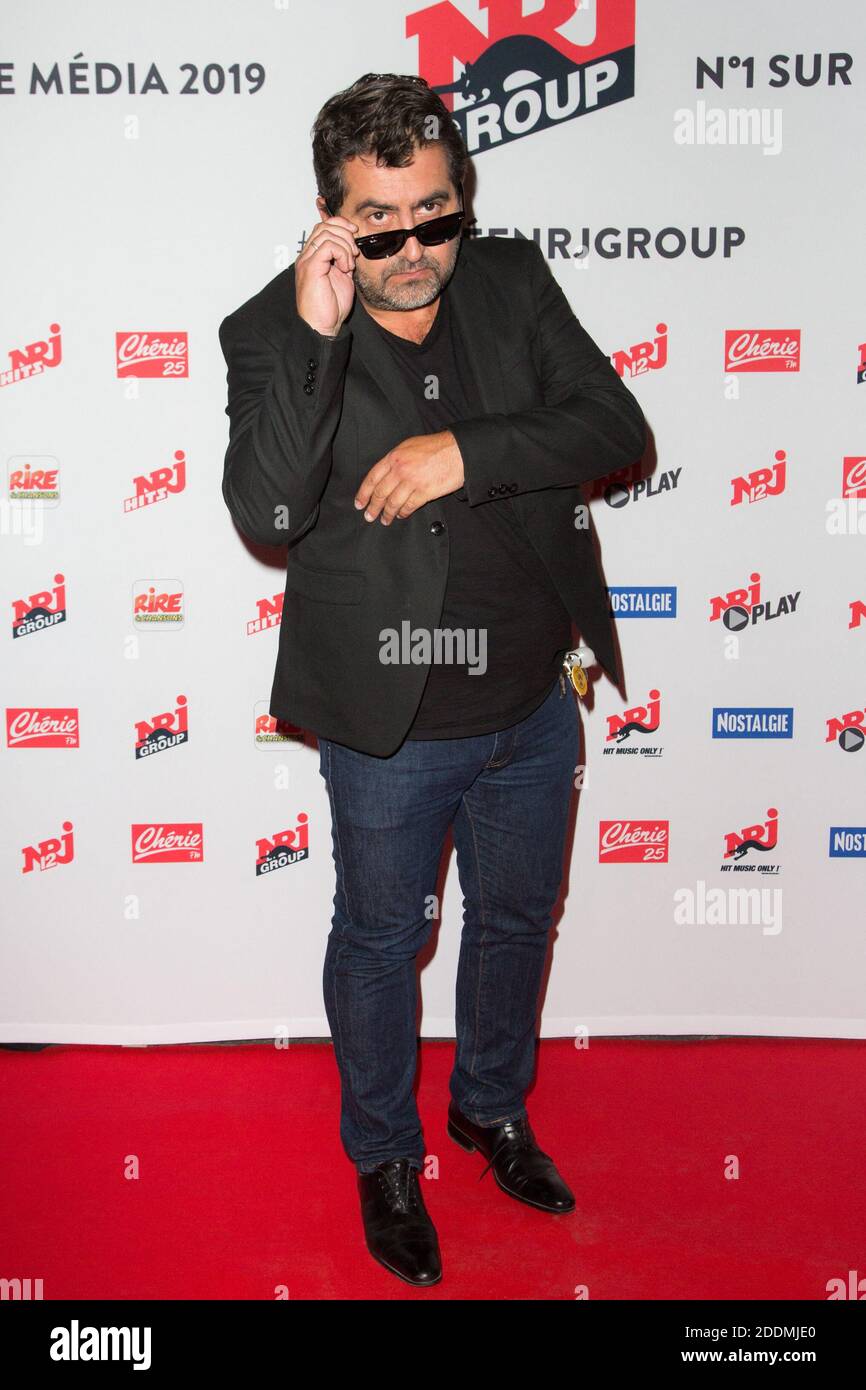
[[2, 1038, 863, 1300]]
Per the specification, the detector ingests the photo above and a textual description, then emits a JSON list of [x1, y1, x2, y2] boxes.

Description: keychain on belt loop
[[559, 646, 592, 699]]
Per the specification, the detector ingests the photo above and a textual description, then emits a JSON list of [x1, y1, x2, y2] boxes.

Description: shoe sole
[[447, 1117, 576, 1215]]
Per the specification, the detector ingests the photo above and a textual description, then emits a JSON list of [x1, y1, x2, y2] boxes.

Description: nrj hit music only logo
[[721, 807, 780, 873], [603, 689, 663, 756]]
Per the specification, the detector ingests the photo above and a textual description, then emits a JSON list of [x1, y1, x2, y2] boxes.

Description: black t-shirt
[[367, 282, 573, 739]]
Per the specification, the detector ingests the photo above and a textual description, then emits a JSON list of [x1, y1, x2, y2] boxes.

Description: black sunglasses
[[322, 182, 465, 260]]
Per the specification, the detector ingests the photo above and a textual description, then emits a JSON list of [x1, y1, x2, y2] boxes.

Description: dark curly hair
[[311, 72, 468, 215]]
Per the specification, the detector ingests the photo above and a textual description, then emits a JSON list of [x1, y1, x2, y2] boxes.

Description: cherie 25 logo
[[416, 0, 636, 155], [116, 332, 188, 378], [724, 329, 800, 372], [599, 820, 668, 863]]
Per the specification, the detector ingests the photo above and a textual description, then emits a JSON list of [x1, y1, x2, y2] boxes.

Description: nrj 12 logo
[[730, 450, 787, 506], [415, 0, 635, 155], [22, 820, 74, 873]]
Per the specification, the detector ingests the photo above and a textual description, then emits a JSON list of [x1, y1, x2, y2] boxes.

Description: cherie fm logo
[[8, 458, 60, 503], [132, 580, 184, 627], [605, 690, 661, 743], [708, 571, 800, 630], [843, 457, 866, 498], [247, 591, 283, 636], [131, 823, 203, 863], [723, 807, 779, 862], [731, 450, 787, 506], [598, 820, 668, 863], [124, 451, 187, 512], [256, 815, 310, 876], [12, 573, 66, 639], [115, 332, 188, 378], [135, 695, 188, 760], [724, 329, 800, 372], [611, 323, 667, 378], [7, 707, 79, 748], [1, 322, 62, 389], [22, 820, 74, 873]]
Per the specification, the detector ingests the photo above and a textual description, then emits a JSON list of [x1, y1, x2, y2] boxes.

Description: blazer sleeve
[[449, 240, 647, 506], [218, 301, 351, 546]]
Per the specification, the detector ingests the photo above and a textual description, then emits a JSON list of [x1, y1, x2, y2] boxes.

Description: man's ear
[[315, 195, 331, 221]]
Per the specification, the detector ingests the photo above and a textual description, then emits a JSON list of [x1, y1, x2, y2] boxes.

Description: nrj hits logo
[[256, 815, 309, 876], [604, 689, 662, 756], [247, 592, 283, 636], [7, 707, 79, 748], [708, 571, 800, 631], [132, 580, 184, 627], [418, 0, 635, 156], [721, 806, 780, 873], [124, 450, 186, 512], [135, 695, 188, 759], [1, 322, 62, 388], [730, 450, 787, 506], [12, 573, 66, 638], [22, 820, 74, 873]]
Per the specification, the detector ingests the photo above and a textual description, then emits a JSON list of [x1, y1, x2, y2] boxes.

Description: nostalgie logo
[[256, 815, 309, 876], [132, 580, 184, 627], [8, 457, 60, 504], [134, 696, 188, 759], [825, 703, 866, 754], [131, 823, 203, 863], [598, 820, 669, 863], [722, 806, 780, 872], [611, 323, 667, 378], [708, 571, 800, 630], [22, 820, 74, 873], [608, 586, 677, 618], [712, 708, 794, 739], [731, 450, 787, 506], [1, 322, 62, 388], [247, 592, 283, 636], [254, 704, 305, 747], [724, 329, 800, 372], [115, 332, 188, 379], [124, 450, 187, 512], [6, 707, 79, 748], [415, 0, 635, 155], [829, 827, 866, 857], [12, 573, 67, 638], [604, 689, 662, 756], [842, 457, 866, 499]]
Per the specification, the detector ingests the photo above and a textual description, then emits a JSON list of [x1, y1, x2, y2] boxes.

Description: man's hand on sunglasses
[[354, 431, 465, 524], [295, 215, 360, 337]]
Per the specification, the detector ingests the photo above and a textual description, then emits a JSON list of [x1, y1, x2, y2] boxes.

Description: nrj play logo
[[730, 450, 787, 506], [708, 571, 800, 631], [1, 322, 62, 388], [604, 689, 662, 756], [825, 703, 866, 753], [134, 695, 188, 759], [413, 0, 635, 155], [12, 573, 66, 638], [722, 806, 779, 871], [124, 450, 187, 512], [256, 815, 309, 876]]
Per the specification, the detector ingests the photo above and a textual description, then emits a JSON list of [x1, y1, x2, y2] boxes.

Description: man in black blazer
[[219, 73, 645, 1288]]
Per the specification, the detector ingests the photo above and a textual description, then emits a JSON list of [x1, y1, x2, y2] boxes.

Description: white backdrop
[[2, 0, 864, 1044]]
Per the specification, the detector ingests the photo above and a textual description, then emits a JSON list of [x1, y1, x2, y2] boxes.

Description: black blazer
[[218, 235, 646, 757]]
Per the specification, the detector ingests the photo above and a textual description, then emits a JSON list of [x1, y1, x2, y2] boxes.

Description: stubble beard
[[354, 236, 461, 312]]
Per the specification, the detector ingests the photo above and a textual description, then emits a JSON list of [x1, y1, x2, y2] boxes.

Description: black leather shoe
[[447, 1101, 575, 1213], [357, 1158, 442, 1286]]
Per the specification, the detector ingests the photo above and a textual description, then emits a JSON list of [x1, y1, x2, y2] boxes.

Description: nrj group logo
[[708, 571, 800, 630], [21, 819, 74, 873], [131, 823, 203, 863], [724, 329, 800, 372], [132, 580, 184, 627], [134, 695, 188, 759], [1, 322, 62, 388], [115, 331, 188, 379], [12, 573, 67, 639], [415, 0, 635, 155], [722, 806, 780, 872], [730, 450, 787, 506], [124, 450, 187, 512], [8, 457, 60, 504], [604, 689, 662, 756], [256, 815, 309, 876], [598, 819, 668, 863], [7, 707, 79, 748]]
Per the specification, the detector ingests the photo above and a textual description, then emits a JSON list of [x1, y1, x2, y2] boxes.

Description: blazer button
[[507, 483, 518, 493], [307, 358, 318, 369], [498, 484, 508, 494], [305, 371, 316, 382], [488, 486, 498, 498], [303, 384, 314, 394], [429, 520, 445, 535]]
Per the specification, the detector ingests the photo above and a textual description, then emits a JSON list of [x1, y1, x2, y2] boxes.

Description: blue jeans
[[317, 675, 579, 1174]]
